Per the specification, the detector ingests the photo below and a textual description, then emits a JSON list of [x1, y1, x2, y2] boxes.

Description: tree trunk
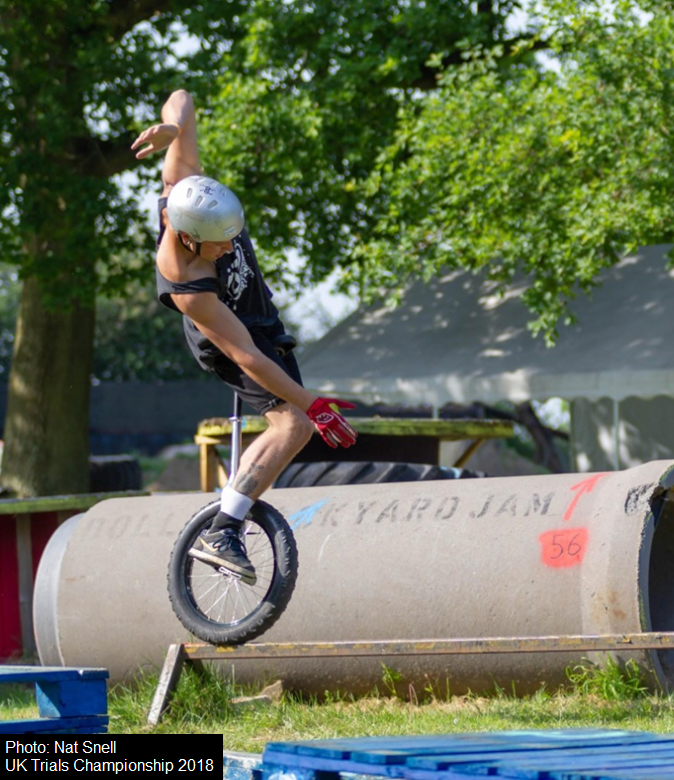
[[2, 277, 95, 497]]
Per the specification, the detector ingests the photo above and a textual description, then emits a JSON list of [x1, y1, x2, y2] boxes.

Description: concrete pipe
[[34, 461, 674, 695]]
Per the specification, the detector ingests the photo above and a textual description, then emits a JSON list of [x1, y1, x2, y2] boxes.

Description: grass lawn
[[37, 660, 674, 740], [2, 659, 673, 742]]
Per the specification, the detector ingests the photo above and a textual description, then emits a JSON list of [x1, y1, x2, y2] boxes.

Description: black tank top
[[156, 197, 279, 371]]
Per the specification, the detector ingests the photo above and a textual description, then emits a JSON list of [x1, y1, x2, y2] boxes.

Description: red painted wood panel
[[0, 518, 21, 660]]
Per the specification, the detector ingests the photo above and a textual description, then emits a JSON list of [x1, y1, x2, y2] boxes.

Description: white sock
[[219, 485, 255, 521]]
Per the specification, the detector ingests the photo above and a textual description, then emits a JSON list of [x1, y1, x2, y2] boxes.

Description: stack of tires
[[274, 461, 485, 488], [89, 455, 143, 493]]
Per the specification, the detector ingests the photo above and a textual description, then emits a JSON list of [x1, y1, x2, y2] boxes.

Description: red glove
[[306, 397, 358, 449]]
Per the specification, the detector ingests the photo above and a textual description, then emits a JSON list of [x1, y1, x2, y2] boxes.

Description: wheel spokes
[[185, 517, 276, 627]]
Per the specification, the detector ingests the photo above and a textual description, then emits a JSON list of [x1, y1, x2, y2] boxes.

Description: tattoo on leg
[[234, 463, 265, 495]]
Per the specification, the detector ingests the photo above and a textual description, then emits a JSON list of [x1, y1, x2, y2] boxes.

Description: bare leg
[[190, 403, 313, 581], [231, 402, 314, 500]]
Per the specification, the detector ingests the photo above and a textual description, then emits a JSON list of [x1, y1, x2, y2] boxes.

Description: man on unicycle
[[132, 89, 357, 586]]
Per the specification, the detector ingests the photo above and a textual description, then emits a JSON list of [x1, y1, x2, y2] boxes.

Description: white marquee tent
[[299, 245, 674, 471]]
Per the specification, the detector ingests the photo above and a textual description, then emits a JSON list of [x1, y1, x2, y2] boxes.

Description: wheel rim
[[182, 516, 277, 629]]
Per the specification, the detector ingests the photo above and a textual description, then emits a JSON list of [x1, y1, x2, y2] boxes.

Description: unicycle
[[167, 339, 299, 645]]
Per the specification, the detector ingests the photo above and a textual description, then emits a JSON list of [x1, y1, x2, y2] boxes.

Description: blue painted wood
[[358, 733, 673, 766], [0, 665, 108, 734], [0, 666, 108, 683], [499, 748, 674, 777], [0, 716, 108, 734], [405, 736, 674, 770], [404, 743, 674, 778], [596, 771, 674, 780], [36, 678, 108, 719], [223, 752, 264, 780], [261, 730, 674, 780]]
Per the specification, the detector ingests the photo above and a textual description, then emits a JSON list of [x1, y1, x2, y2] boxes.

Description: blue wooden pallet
[[261, 730, 674, 780], [0, 665, 108, 734]]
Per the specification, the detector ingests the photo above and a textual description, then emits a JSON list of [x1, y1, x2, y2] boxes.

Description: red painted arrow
[[564, 473, 607, 521]]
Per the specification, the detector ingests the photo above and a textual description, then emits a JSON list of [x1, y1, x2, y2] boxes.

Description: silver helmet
[[167, 175, 245, 242]]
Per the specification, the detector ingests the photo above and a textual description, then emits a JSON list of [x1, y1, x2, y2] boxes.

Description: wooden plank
[[0, 520, 21, 659], [197, 417, 514, 442], [268, 731, 666, 761], [268, 746, 674, 780], [494, 748, 674, 779], [185, 632, 674, 662], [199, 443, 219, 493], [36, 677, 108, 719], [351, 418, 513, 440], [262, 732, 674, 780], [0, 666, 108, 735], [0, 491, 149, 517], [0, 715, 108, 734], [15, 515, 36, 657], [596, 771, 674, 780], [357, 735, 674, 767], [406, 742, 674, 772], [452, 438, 485, 468], [147, 644, 186, 727], [0, 666, 108, 682]]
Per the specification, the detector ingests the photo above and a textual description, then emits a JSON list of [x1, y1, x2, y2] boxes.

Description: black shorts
[[211, 320, 303, 416]]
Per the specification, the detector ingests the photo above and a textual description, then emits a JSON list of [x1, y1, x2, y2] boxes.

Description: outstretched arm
[[130, 90, 202, 193]]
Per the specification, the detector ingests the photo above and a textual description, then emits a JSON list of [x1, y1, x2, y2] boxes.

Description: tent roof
[[298, 245, 674, 406]]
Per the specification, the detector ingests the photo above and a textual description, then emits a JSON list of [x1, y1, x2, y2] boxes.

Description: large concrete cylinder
[[34, 461, 674, 695]]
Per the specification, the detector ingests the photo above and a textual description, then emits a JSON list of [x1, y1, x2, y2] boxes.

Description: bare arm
[[173, 291, 318, 412], [131, 90, 202, 193]]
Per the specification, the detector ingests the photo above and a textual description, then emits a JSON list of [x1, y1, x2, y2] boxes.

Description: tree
[[199, 1, 674, 345], [357, 1, 674, 342], [0, 0, 251, 495], [0, 0, 530, 495], [197, 0, 532, 289]]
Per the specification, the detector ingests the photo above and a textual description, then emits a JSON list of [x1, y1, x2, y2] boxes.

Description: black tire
[[274, 461, 485, 488], [167, 499, 298, 645], [89, 455, 142, 492]]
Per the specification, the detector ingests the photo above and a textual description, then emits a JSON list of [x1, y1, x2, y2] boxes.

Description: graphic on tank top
[[225, 241, 254, 311]]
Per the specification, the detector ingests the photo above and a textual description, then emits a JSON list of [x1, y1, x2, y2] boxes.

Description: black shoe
[[189, 527, 257, 584]]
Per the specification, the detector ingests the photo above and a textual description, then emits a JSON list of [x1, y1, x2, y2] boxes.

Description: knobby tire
[[167, 499, 298, 645]]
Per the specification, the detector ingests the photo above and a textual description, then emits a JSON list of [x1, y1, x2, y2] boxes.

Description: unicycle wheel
[[167, 499, 298, 645]]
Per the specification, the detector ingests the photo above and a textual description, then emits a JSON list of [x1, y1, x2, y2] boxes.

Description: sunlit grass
[[106, 661, 674, 741], [4, 660, 673, 741]]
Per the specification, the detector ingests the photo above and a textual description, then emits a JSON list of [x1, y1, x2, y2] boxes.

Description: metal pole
[[229, 393, 243, 481]]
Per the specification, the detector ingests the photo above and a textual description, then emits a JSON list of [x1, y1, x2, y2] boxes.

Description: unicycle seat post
[[229, 392, 244, 481]]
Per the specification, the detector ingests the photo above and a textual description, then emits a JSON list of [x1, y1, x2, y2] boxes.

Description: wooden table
[[195, 417, 514, 492]]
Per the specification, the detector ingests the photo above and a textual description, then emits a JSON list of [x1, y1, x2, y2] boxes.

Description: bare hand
[[131, 123, 180, 159]]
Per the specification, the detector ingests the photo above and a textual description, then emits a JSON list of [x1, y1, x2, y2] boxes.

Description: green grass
[[4, 661, 674, 742], [0, 683, 40, 722]]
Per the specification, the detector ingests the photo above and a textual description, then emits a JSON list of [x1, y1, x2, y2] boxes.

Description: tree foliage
[[200, 0, 674, 342], [197, 0, 528, 288], [0, 0, 248, 494], [0, 0, 254, 304], [359, 0, 674, 341]]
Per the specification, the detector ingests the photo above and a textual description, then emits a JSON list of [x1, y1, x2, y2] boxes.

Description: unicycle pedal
[[217, 565, 242, 579]]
